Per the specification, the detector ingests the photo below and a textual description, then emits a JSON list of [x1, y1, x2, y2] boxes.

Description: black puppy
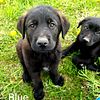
[[16, 6, 70, 100], [62, 17, 100, 71]]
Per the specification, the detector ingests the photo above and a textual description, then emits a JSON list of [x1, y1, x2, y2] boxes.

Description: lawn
[[0, 0, 100, 100]]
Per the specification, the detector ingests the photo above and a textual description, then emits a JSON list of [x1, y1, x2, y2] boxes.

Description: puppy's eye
[[84, 26, 89, 30], [29, 23, 36, 28], [28, 21, 38, 29], [47, 18, 56, 29], [49, 22, 55, 29]]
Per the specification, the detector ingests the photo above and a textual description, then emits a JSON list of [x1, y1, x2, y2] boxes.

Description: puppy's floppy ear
[[17, 12, 27, 39], [56, 10, 70, 39], [77, 17, 92, 28], [60, 16, 70, 39], [58, 14, 70, 39]]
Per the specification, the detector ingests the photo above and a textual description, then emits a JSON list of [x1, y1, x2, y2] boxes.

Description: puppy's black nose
[[37, 41, 48, 47], [36, 37, 49, 48]]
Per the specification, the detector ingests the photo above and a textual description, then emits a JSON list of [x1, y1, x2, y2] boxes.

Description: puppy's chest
[[40, 53, 59, 70], [80, 45, 100, 56], [80, 46, 90, 54], [42, 62, 50, 71], [36, 53, 56, 64], [40, 55, 55, 71]]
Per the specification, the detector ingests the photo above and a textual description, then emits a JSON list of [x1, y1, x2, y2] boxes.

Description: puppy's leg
[[87, 64, 100, 71], [72, 55, 100, 71], [16, 40, 32, 83], [86, 58, 100, 71], [22, 66, 32, 83], [22, 56, 44, 99], [21, 60, 44, 100], [62, 40, 80, 59], [49, 62, 64, 86], [31, 72, 44, 100], [72, 55, 93, 69], [72, 55, 84, 69], [25, 66, 44, 100]]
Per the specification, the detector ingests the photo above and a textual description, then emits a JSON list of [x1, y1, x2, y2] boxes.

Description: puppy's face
[[17, 6, 70, 52], [78, 17, 100, 46], [25, 7, 61, 52]]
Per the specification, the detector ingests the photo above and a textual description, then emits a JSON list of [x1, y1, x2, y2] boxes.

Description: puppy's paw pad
[[34, 89, 44, 100]]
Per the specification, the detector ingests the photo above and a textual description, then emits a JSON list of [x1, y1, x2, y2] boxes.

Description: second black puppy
[[62, 17, 100, 71]]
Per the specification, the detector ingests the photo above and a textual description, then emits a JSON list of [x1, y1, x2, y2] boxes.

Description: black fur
[[16, 6, 70, 100], [62, 17, 100, 71]]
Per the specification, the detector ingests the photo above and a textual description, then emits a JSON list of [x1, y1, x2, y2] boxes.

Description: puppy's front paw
[[22, 72, 32, 83], [34, 89, 44, 100], [52, 75, 64, 86], [56, 76, 64, 86], [87, 64, 100, 72]]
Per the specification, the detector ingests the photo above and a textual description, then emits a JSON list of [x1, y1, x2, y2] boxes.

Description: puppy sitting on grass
[[16, 6, 70, 100], [62, 17, 100, 71]]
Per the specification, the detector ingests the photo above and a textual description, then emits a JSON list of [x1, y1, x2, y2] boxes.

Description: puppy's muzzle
[[83, 34, 91, 43], [36, 36, 49, 48], [83, 37, 90, 42]]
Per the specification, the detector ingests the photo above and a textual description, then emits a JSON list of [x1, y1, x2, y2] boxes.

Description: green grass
[[0, 0, 100, 100]]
